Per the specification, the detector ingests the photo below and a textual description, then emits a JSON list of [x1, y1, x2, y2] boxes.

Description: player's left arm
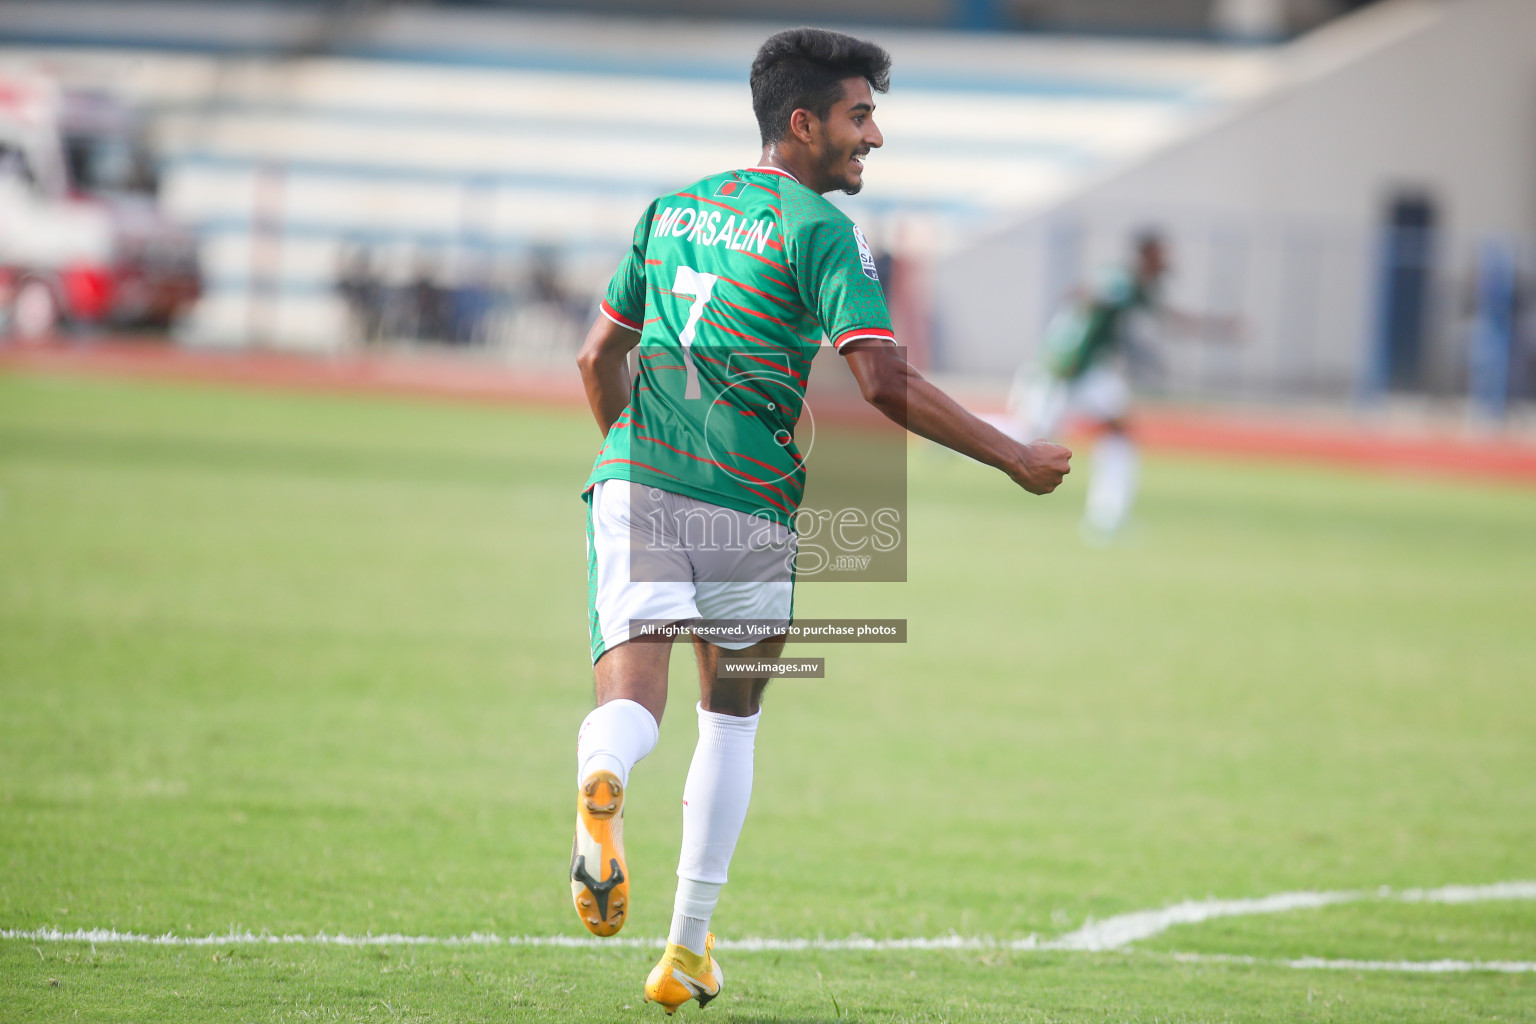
[[844, 341, 1070, 496], [1156, 303, 1243, 342], [577, 315, 641, 435]]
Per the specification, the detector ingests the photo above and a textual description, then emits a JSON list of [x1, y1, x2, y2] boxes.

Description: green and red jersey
[[584, 166, 894, 528]]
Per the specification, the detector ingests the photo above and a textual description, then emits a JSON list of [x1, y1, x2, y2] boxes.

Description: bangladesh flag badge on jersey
[[714, 179, 747, 198]]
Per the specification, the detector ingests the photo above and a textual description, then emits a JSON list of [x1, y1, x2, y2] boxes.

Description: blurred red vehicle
[[0, 73, 200, 340]]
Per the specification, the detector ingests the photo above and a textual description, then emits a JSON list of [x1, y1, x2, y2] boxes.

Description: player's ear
[[788, 107, 817, 145]]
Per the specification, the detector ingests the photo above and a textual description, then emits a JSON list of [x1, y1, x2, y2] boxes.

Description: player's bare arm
[[844, 341, 1071, 494], [1135, 237, 1242, 342], [576, 315, 640, 434], [1160, 306, 1244, 342]]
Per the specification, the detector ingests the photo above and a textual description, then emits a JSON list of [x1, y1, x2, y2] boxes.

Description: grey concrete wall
[[935, 0, 1536, 396]]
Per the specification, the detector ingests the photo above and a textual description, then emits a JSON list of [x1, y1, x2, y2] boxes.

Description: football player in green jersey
[[568, 27, 1072, 1013], [1000, 232, 1238, 542], [1020, 232, 1165, 542]]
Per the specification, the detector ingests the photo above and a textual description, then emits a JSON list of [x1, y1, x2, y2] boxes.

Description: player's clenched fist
[[1008, 440, 1072, 495]]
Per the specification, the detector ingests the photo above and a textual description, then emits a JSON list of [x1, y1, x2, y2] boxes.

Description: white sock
[[669, 878, 719, 955], [1085, 433, 1139, 533], [576, 698, 659, 787], [668, 703, 760, 954]]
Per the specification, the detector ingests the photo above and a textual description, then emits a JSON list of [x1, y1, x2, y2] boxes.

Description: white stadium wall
[[934, 0, 1536, 398]]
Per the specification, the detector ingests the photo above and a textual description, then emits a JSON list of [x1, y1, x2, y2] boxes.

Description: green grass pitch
[[1, 371, 1533, 1022]]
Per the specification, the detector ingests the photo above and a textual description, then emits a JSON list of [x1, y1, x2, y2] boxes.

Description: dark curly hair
[[750, 28, 892, 145]]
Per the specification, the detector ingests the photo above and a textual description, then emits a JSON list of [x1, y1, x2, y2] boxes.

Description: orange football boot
[[569, 769, 628, 936], [644, 932, 724, 1015]]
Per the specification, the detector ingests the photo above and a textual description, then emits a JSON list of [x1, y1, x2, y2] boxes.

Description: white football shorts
[[584, 480, 796, 663]]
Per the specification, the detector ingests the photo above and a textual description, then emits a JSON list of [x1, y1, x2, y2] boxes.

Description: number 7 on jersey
[[672, 265, 718, 400]]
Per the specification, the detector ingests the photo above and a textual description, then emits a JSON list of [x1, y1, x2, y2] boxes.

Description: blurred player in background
[[998, 232, 1236, 541], [569, 27, 1070, 1015]]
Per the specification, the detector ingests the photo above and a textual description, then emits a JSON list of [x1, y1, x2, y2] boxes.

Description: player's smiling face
[[809, 76, 883, 195]]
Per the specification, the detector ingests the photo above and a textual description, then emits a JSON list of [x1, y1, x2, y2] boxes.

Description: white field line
[[1046, 880, 1536, 951], [1044, 889, 1357, 951], [5, 880, 1534, 975], [1174, 953, 1536, 974], [5, 926, 1534, 975]]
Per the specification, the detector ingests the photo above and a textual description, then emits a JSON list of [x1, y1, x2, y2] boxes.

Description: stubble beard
[[818, 146, 864, 195]]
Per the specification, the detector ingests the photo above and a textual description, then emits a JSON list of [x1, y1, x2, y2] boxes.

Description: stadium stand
[[0, 2, 1277, 353]]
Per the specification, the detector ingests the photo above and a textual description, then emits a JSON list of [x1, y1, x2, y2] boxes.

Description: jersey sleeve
[[600, 201, 657, 332], [792, 213, 895, 351]]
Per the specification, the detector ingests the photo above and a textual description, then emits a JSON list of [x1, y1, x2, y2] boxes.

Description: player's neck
[[755, 146, 817, 192]]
